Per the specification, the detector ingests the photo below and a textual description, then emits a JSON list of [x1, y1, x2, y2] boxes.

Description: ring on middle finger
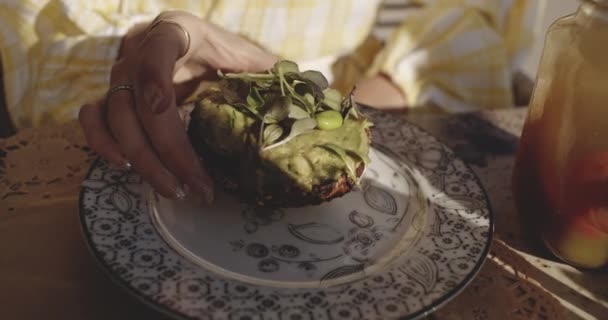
[[107, 84, 135, 100]]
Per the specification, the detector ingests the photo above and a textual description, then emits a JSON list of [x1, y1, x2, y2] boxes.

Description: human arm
[[335, 0, 538, 111]]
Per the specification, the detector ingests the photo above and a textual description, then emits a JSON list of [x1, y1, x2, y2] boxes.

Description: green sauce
[[192, 93, 371, 192]]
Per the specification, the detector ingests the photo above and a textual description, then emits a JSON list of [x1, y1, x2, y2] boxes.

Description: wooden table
[[1, 108, 606, 320]]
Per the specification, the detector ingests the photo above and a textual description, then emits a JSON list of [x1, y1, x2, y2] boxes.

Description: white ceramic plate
[[79, 111, 493, 320]]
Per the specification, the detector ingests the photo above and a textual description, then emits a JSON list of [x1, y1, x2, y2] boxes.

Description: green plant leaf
[[322, 88, 342, 111], [215, 61, 365, 150], [263, 118, 317, 150], [341, 87, 361, 119], [252, 78, 274, 89], [288, 118, 317, 138], [228, 102, 262, 122], [292, 80, 311, 95], [288, 102, 310, 119], [349, 101, 361, 119], [282, 80, 315, 113], [307, 80, 325, 102], [246, 95, 258, 108], [263, 124, 283, 145], [304, 93, 315, 107], [274, 60, 299, 96], [273, 60, 299, 74], [287, 73, 324, 103], [246, 87, 264, 109], [264, 96, 290, 123], [301, 70, 329, 90]]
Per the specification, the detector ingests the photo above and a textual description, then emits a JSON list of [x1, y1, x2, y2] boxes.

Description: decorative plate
[[79, 111, 493, 320]]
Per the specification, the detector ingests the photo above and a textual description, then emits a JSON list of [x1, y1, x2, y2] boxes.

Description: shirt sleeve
[[1, 1, 122, 128], [365, 1, 538, 112], [0, 0, 210, 128]]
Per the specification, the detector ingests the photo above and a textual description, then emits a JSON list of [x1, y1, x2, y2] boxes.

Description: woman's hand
[[79, 11, 277, 202]]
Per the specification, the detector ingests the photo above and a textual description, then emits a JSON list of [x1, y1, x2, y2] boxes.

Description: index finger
[[133, 19, 214, 203]]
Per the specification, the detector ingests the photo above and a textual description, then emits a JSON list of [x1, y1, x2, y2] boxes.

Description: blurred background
[[0, 0, 584, 139]]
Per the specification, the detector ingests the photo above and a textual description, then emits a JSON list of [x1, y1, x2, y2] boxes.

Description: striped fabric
[[373, 0, 422, 41], [0, 0, 538, 128]]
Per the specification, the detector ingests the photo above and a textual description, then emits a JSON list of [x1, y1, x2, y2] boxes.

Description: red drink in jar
[[513, 0, 608, 269]]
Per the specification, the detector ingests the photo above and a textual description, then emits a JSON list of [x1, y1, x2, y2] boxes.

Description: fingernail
[[175, 184, 187, 200], [190, 178, 214, 204], [123, 161, 132, 170], [144, 84, 165, 114]]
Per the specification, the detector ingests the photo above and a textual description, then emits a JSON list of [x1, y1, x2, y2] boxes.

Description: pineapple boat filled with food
[[188, 60, 372, 207]]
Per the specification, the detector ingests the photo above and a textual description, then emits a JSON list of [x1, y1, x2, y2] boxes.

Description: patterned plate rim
[[78, 119, 494, 320]]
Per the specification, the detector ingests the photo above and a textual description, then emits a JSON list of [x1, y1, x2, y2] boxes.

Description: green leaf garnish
[[264, 96, 290, 123], [273, 60, 299, 74], [232, 102, 262, 120], [341, 87, 360, 119], [322, 88, 342, 111], [288, 102, 310, 119], [300, 70, 329, 90], [274, 60, 299, 96], [263, 118, 317, 151], [263, 124, 283, 145], [216, 60, 364, 149], [304, 93, 315, 109]]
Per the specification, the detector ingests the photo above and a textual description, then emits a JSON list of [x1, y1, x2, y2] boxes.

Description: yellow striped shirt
[[0, 0, 538, 128]]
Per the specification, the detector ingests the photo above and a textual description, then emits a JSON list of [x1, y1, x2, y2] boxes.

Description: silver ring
[[107, 84, 134, 98]]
